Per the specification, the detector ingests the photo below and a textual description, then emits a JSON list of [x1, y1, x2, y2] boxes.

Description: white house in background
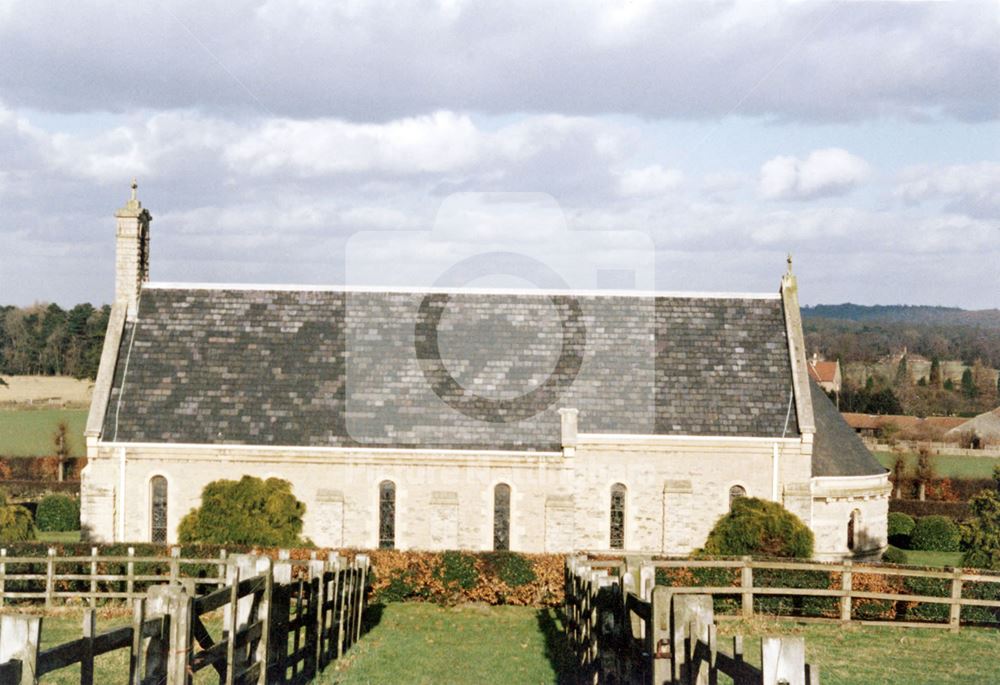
[[82, 184, 889, 560]]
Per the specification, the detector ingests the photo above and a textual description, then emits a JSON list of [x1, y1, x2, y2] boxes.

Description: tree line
[[804, 317, 1000, 369], [1, 303, 110, 379]]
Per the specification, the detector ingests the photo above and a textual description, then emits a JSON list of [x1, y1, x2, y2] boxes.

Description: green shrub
[[0, 491, 35, 543], [961, 490, 1000, 570], [436, 551, 479, 591], [911, 515, 961, 552], [35, 494, 80, 532], [178, 476, 308, 546], [483, 552, 536, 587], [887, 512, 916, 549], [881, 546, 907, 564], [702, 498, 813, 558]]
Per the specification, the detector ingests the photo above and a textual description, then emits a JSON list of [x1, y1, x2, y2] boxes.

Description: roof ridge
[[142, 281, 782, 300]]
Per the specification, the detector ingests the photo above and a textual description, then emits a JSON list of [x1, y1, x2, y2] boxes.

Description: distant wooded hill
[[802, 304, 1000, 369], [803, 304, 1000, 329]]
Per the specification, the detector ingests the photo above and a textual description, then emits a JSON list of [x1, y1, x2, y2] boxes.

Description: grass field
[[899, 549, 964, 568], [0, 408, 87, 457], [0, 376, 93, 407], [318, 603, 572, 684], [875, 450, 999, 479], [12, 604, 1000, 684], [36, 530, 83, 544], [716, 618, 1000, 685]]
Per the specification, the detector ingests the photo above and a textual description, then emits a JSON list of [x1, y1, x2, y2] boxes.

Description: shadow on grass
[[361, 601, 385, 638], [536, 607, 576, 684]]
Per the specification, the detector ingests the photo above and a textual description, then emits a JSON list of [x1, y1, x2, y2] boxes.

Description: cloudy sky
[[0, 1, 998, 308]]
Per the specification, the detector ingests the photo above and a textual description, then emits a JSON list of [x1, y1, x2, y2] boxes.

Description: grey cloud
[[0, 1, 995, 122]]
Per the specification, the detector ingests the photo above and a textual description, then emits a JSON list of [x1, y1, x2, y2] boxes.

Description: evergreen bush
[[887, 512, 916, 549], [0, 491, 35, 543], [702, 498, 813, 558], [911, 515, 961, 552], [35, 494, 80, 532], [177, 476, 308, 546], [881, 546, 907, 564]]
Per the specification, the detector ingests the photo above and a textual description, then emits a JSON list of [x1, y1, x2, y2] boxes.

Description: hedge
[[890, 499, 970, 521], [364, 550, 562, 606]]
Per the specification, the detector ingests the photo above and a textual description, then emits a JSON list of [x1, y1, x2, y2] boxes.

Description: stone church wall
[[83, 435, 831, 557]]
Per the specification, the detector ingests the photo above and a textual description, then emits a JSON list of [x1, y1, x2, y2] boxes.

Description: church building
[[82, 184, 889, 560]]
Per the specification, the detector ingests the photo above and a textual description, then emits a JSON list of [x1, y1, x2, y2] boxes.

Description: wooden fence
[[565, 557, 818, 684], [0, 552, 369, 684], [567, 555, 1000, 633], [0, 546, 337, 608]]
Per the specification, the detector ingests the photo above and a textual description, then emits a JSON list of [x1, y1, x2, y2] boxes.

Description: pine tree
[[929, 357, 941, 388]]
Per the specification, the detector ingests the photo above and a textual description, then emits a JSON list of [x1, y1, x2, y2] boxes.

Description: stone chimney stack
[[114, 179, 152, 319]]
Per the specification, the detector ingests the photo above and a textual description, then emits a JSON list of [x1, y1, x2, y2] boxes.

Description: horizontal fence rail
[[574, 555, 1000, 633], [0, 546, 353, 609], [0, 552, 370, 685]]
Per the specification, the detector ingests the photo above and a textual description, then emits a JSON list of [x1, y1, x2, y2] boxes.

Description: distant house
[[807, 354, 842, 395], [841, 413, 966, 440], [946, 408, 1000, 449]]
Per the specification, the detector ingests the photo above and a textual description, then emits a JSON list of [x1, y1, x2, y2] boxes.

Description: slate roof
[[100, 285, 799, 450], [811, 380, 885, 478]]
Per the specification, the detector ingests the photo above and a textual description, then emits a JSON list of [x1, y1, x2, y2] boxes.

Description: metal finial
[[786, 253, 793, 275], [130, 178, 138, 201]]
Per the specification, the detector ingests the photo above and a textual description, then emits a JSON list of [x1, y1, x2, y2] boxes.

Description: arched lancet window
[[379, 480, 396, 549], [610, 483, 627, 550], [150, 476, 168, 544], [848, 509, 861, 552], [493, 483, 511, 551], [729, 485, 747, 510]]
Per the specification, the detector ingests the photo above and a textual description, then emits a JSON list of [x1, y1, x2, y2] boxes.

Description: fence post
[[129, 597, 146, 685], [255, 557, 274, 685], [761, 636, 805, 685], [127, 547, 136, 600], [949, 569, 963, 633], [740, 556, 753, 619], [81, 608, 96, 685], [649, 586, 672, 685], [45, 547, 56, 609], [90, 547, 98, 608], [0, 548, 6, 609], [218, 549, 228, 590], [309, 559, 325, 675], [840, 560, 853, 624], [159, 585, 193, 685], [355, 555, 369, 645], [0, 614, 42, 685], [267, 559, 293, 683], [169, 547, 181, 585]]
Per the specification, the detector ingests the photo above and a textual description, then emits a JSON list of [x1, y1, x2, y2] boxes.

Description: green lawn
[[0, 408, 88, 457], [900, 549, 964, 568], [718, 618, 1000, 685], [318, 603, 573, 684], [36, 530, 82, 544], [875, 451, 999, 479]]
